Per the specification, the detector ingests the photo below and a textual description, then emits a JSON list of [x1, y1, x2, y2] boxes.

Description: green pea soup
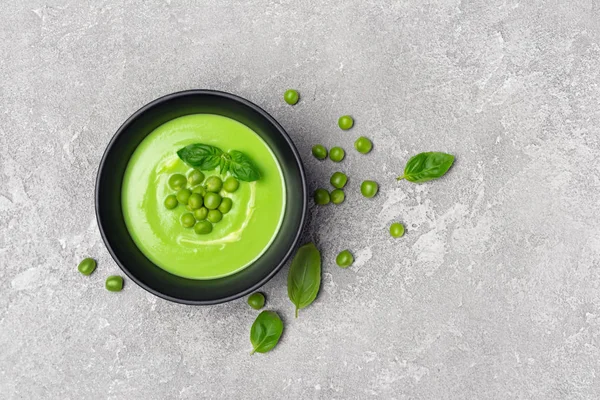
[[121, 114, 286, 280]]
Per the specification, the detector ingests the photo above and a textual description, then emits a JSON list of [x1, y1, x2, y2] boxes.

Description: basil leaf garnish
[[287, 243, 321, 318], [397, 152, 455, 183], [177, 145, 260, 181], [176, 144, 223, 171], [250, 311, 284, 355], [219, 155, 230, 176], [228, 150, 260, 182]]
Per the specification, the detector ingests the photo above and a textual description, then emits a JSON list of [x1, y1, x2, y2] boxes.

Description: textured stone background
[[2, 0, 600, 399]]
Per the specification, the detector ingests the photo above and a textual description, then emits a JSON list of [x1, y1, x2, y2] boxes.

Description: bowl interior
[[96, 90, 306, 304]]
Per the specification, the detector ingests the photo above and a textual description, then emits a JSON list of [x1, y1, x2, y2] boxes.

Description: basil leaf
[[228, 150, 260, 182], [397, 152, 455, 183], [177, 144, 224, 170], [287, 243, 321, 318], [219, 156, 230, 176], [250, 311, 284, 355], [177, 145, 260, 180]]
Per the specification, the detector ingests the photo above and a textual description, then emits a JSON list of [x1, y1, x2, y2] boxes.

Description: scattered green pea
[[194, 207, 208, 220], [188, 170, 205, 186], [168, 174, 187, 190], [247, 292, 266, 310], [329, 147, 345, 162], [338, 115, 354, 130], [390, 222, 405, 238], [164, 194, 178, 210], [105, 275, 123, 292], [312, 145, 327, 160], [194, 220, 213, 234], [330, 189, 345, 204], [205, 176, 223, 193], [360, 180, 378, 198], [176, 188, 192, 205], [188, 193, 203, 210], [284, 89, 299, 105], [330, 172, 348, 189], [207, 209, 223, 223], [181, 213, 196, 228], [354, 136, 373, 154], [314, 188, 330, 205], [336, 250, 354, 268], [223, 177, 239, 193], [203, 192, 222, 210], [77, 258, 96, 276], [219, 197, 233, 214]]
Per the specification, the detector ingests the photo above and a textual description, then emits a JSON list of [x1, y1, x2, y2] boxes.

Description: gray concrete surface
[[2, 0, 600, 398]]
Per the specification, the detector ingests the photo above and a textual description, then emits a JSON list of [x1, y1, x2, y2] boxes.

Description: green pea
[[105, 275, 124, 292], [192, 186, 207, 196], [312, 145, 327, 160], [314, 188, 330, 205], [360, 180, 378, 198], [330, 189, 345, 204], [207, 209, 223, 223], [77, 257, 96, 276], [329, 147, 345, 162], [188, 169, 205, 186], [247, 292, 266, 310], [188, 193, 203, 210], [164, 194, 178, 210], [338, 115, 354, 130], [330, 172, 348, 189], [219, 197, 233, 214], [168, 174, 187, 190], [176, 188, 192, 205], [223, 177, 239, 193], [354, 136, 373, 154], [284, 89, 299, 105], [203, 192, 222, 209], [194, 207, 208, 220], [194, 220, 213, 234], [181, 213, 196, 228], [336, 250, 354, 268], [205, 176, 223, 192], [390, 222, 405, 238]]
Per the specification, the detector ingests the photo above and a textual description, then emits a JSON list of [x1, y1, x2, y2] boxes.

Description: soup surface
[[122, 114, 286, 279]]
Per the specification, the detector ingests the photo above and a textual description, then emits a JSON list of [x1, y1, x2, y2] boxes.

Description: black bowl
[[96, 90, 307, 305]]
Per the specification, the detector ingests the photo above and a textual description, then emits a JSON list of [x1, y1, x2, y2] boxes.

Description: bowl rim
[[95, 89, 307, 305]]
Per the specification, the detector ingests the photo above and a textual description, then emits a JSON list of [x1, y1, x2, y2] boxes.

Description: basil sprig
[[250, 311, 284, 354], [177, 143, 260, 182], [397, 152, 455, 183], [287, 243, 321, 318]]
